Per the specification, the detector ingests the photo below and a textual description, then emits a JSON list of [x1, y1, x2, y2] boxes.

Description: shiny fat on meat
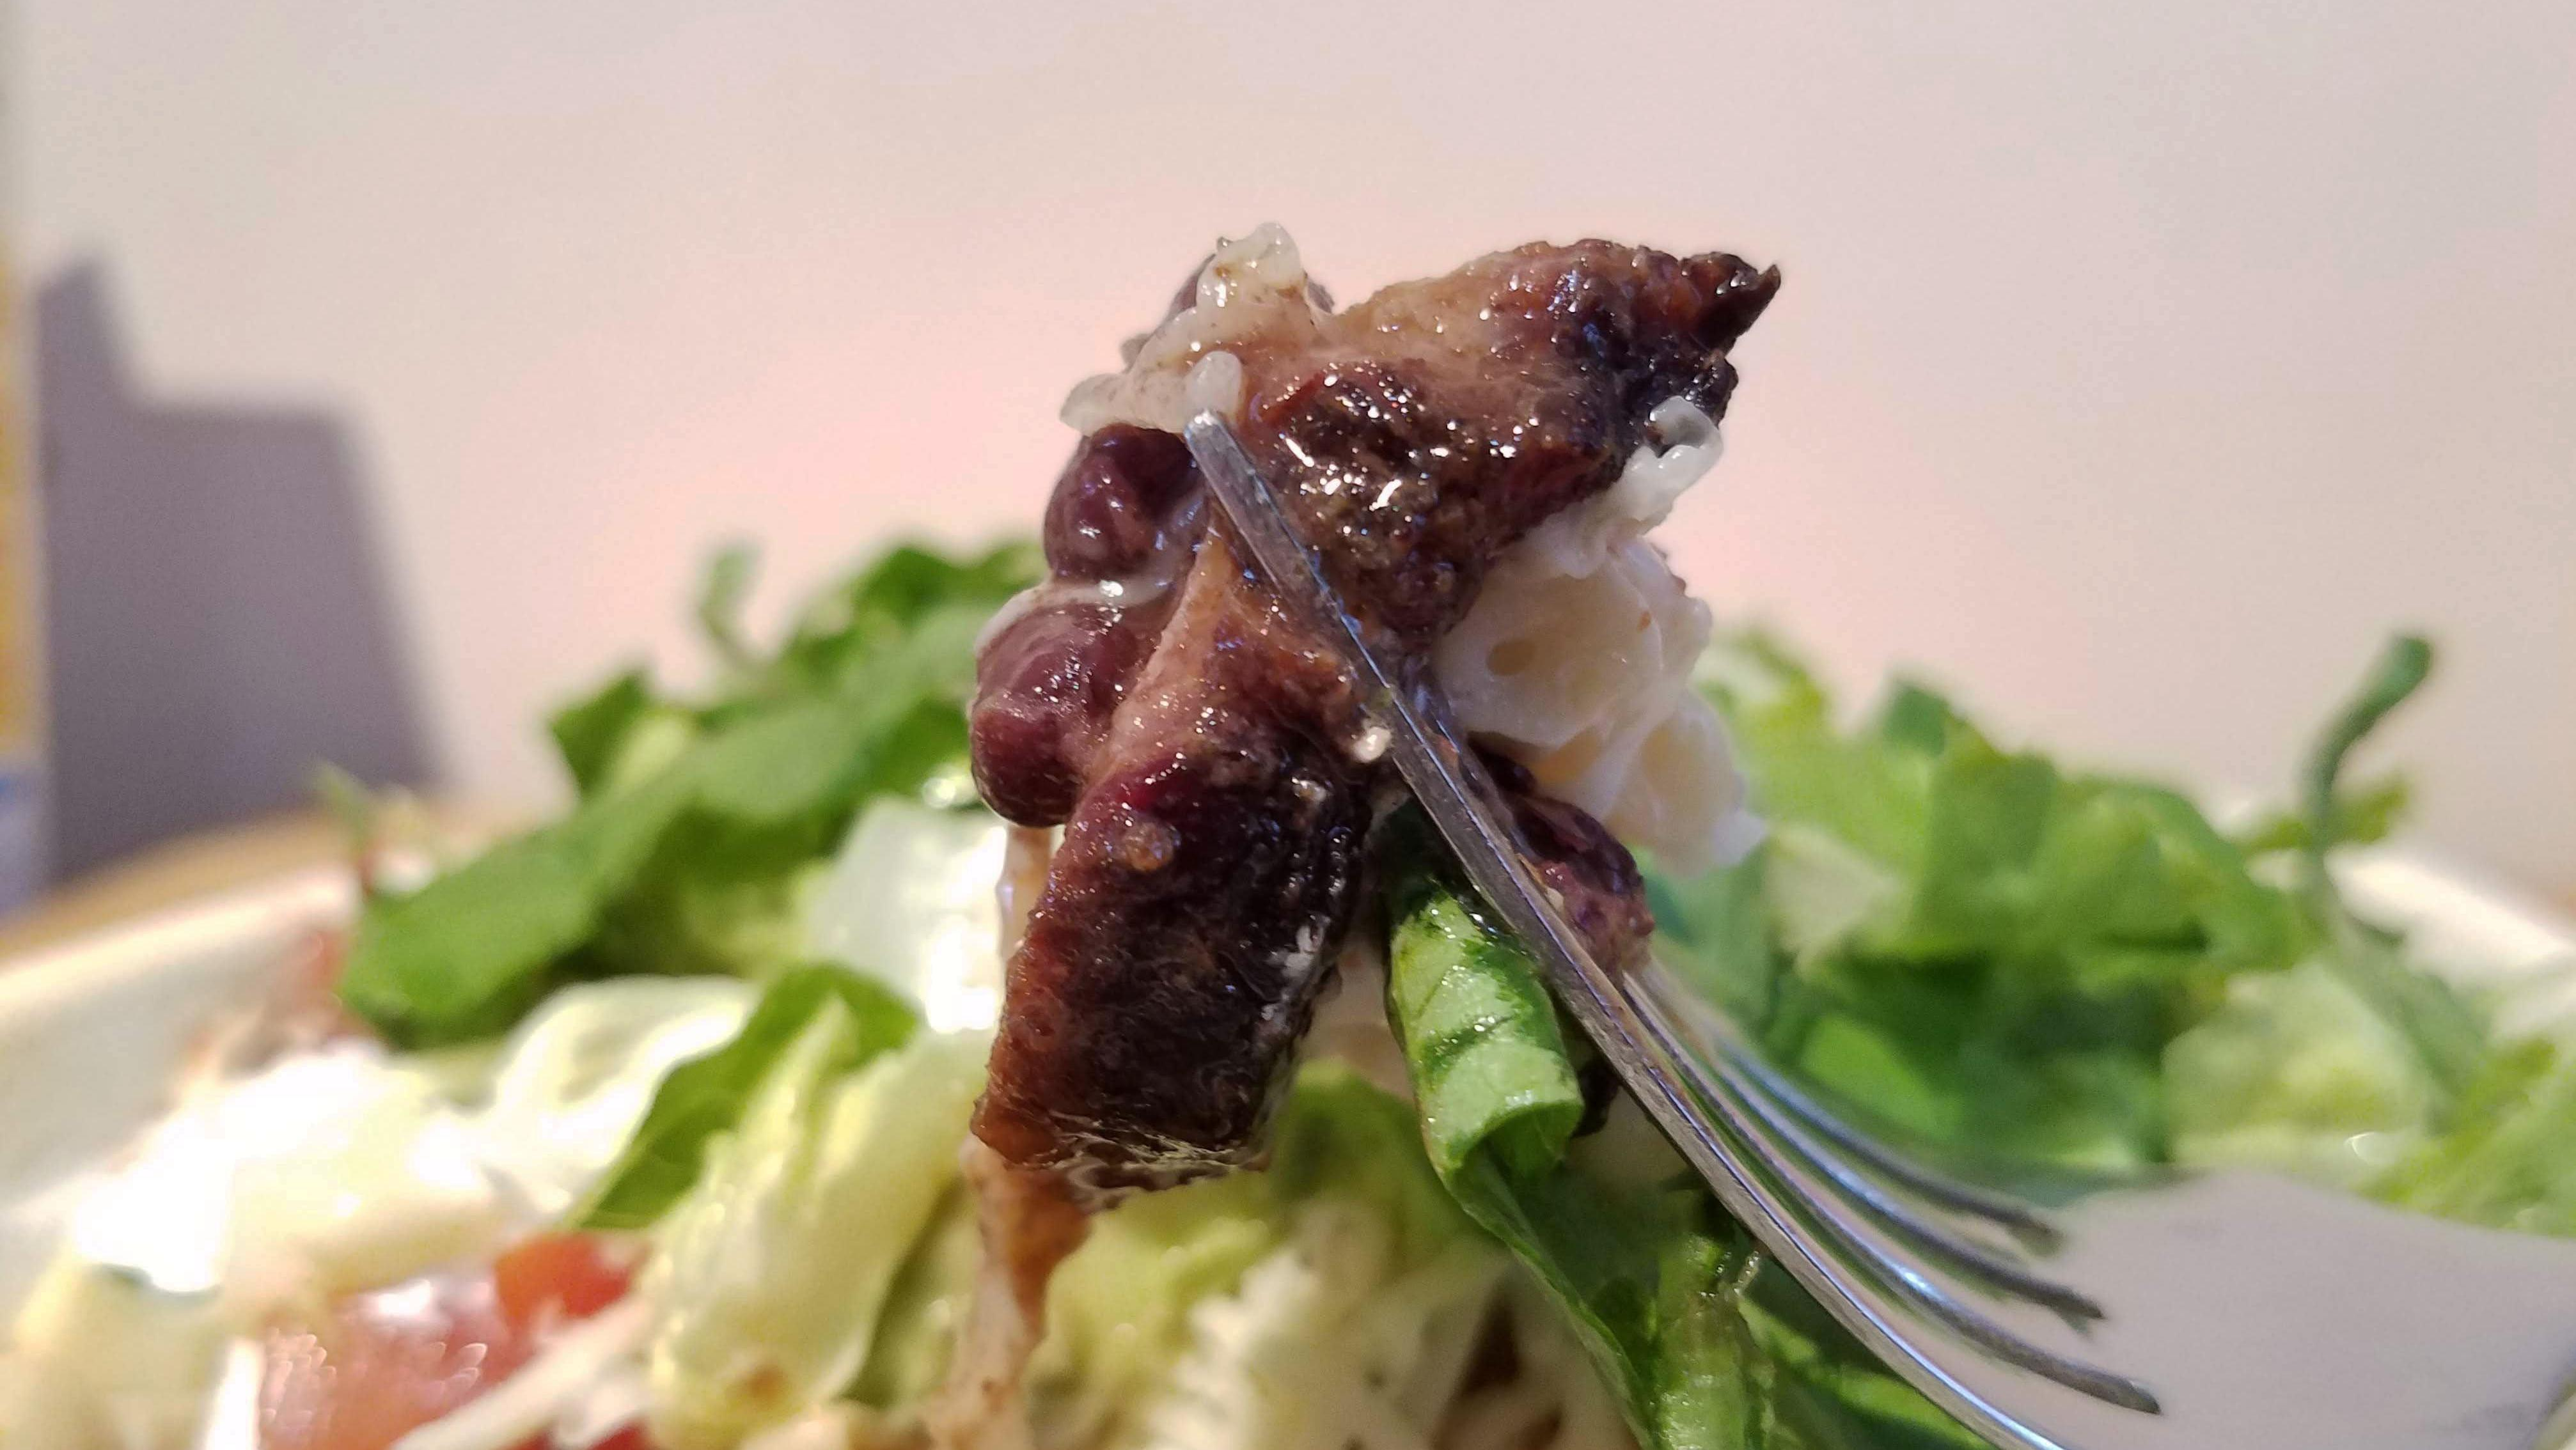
[[969, 233, 1777, 1196]]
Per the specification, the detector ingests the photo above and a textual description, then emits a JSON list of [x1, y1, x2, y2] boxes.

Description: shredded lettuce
[[2375, 1038, 2576, 1233], [578, 966, 918, 1231], [1130, 1199, 1505, 1450], [847, 1184, 983, 1414], [643, 1020, 986, 1450], [1032, 1066, 1487, 1450], [1657, 630, 2474, 1176], [471, 976, 760, 1219], [802, 797, 1011, 1033], [2164, 959, 2440, 1186], [339, 542, 1037, 1047]]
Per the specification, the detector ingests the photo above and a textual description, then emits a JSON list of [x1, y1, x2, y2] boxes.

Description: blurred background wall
[[14, 1, 2573, 891]]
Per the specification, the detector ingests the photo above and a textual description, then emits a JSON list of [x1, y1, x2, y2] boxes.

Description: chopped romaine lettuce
[[2165, 959, 2440, 1186], [1383, 836, 1583, 1181], [644, 1020, 986, 1450], [2375, 1038, 2576, 1235], [473, 976, 758, 1218], [339, 542, 1037, 1047], [1660, 630, 2473, 1176], [1381, 810, 1937, 1450], [579, 966, 917, 1231], [803, 797, 1010, 1033], [1032, 1066, 1486, 1449]]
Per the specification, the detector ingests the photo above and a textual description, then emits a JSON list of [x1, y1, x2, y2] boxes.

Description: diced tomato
[[261, 1272, 533, 1450], [261, 1235, 636, 1450], [581, 1426, 656, 1450], [494, 1232, 634, 1330]]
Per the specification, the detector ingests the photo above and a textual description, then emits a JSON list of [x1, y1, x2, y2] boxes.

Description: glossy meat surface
[[970, 237, 1775, 1192], [1238, 241, 1775, 646], [975, 536, 1376, 1191]]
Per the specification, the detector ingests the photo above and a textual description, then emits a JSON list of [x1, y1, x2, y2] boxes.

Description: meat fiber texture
[[969, 228, 1776, 1197]]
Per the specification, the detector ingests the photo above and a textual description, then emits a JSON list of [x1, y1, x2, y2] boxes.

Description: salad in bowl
[[3, 231, 2571, 1450]]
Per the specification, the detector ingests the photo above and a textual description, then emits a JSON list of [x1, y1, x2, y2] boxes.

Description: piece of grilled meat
[[970, 238, 1776, 1197]]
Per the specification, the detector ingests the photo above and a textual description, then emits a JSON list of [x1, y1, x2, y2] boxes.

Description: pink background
[[20, 1, 2573, 887]]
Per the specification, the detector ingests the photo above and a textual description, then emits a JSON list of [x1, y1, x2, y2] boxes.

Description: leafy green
[[1669, 632, 2431, 1173], [2233, 775, 2410, 858], [2164, 959, 2440, 1187], [2375, 1039, 2576, 1234], [1385, 811, 1585, 1180], [1032, 1064, 1488, 1449], [1383, 815, 1928, 1450], [2280, 645, 2576, 1231], [849, 1184, 982, 1411], [647, 1025, 987, 1450], [694, 542, 760, 675], [577, 965, 918, 1231], [2279, 636, 2488, 1105], [1739, 1268, 1988, 1450], [1396, 625, 2539, 1448], [325, 515, 2567, 1450], [802, 799, 1010, 1022], [1674, 626, 2576, 1244], [338, 542, 1037, 1047], [547, 667, 665, 799], [2297, 634, 2434, 898]]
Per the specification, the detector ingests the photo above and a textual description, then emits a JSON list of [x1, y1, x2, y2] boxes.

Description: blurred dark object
[[35, 263, 430, 880]]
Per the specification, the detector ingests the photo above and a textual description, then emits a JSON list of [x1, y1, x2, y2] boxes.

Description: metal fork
[[1184, 411, 2576, 1450]]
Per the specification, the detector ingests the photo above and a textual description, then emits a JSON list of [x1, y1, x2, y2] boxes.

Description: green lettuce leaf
[[1738, 1267, 1988, 1450], [645, 1024, 987, 1450], [338, 542, 1036, 1047], [2374, 1039, 2576, 1234], [577, 965, 918, 1231], [547, 666, 667, 799], [1385, 829, 1585, 1181], [2164, 958, 2441, 1187], [1033, 1064, 1486, 1449], [1675, 631, 2328, 1172], [1682, 625, 2555, 1233], [2289, 635, 2487, 1104], [693, 541, 761, 675], [1382, 811, 1929, 1450]]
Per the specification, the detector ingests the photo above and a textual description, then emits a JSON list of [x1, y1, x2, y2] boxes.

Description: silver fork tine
[[1182, 412, 2155, 1448], [1642, 965, 2063, 1250], [1626, 985, 2160, 1412], [1635, 971, 2107, 1321]]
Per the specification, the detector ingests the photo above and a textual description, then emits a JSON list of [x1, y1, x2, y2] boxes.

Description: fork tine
[[1637, 983, 2107, 1322], [1640, 963, 2062, 1252], [1625, 986, 2164, 1415]]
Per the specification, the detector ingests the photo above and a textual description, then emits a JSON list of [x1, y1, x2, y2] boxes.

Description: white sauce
[[1060, 224, 1319, 436], [58, 979, 753, 1312], [1435, 400, 1755, 872]]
